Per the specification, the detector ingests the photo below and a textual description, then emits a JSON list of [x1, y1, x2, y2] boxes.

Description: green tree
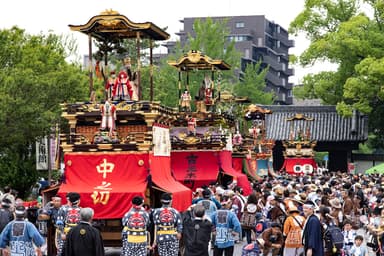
[[234, 62, 274, 104], [0, 27, 88, 197], [290, 0, 384, 148]]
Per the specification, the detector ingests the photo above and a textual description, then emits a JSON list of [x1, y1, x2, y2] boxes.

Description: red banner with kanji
[[171, 151, 219, 190], [58, 153, 148, 219]]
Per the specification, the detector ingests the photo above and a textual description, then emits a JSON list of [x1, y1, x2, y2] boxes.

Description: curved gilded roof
[[168, 50, 231, 71], [68, 9, 169, 41]]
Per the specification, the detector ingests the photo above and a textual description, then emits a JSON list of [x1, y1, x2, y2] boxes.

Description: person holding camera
[[260, 222, 284, 256]]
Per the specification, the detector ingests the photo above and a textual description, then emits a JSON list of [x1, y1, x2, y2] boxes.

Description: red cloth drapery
[[280, 158, 317, 176], [149, 154, 192, 212], [58, 153, 148, 219], [219, 151, 252, 196], [233, 158, 243, 174], [171, 151, 219, 191]]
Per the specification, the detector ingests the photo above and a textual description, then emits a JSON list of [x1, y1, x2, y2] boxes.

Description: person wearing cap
[[64, 207, 104, 256], [182, 204, 212, 256], [283, 203, 305, 256], [329, 198, 343, 227], [302, 200, 324, 256], [0, 205, 45, 256], [152, 193, 182, 256], [210, 196, 241, 256], [121, 196, 150, 256], [56, 192, 81, 256]]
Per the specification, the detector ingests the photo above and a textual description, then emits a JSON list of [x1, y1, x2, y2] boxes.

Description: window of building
[[236, 22, 245, 28], [282, 63, 286, 71], [276, 40, 280, 48], [281, 93, 286, 101], [228, 35, 248, 42], [288, 90, 293, 97], [282, 78, 286, 86], [257, 37, 263, 46], [245, 49, 250, 59]]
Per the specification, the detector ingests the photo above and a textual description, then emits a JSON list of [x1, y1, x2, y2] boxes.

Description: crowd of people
[[0, 172, 384, 256], [116, 171, 384, 256]]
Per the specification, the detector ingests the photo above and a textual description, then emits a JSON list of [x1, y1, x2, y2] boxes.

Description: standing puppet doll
[[100, 99, 116, 137]]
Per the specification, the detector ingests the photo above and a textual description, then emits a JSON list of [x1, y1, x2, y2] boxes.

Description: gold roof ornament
[[286, 113, 314, 121], [168, 50, 231, 71], [69, 10, 169, 41], [245, 104, 272, 115], [100, 9, 120, 15]]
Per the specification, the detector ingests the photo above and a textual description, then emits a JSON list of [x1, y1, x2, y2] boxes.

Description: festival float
[[232, 104, 275, 181], [279, 113, 318, 176], [41, 10, 192, 251], [42, 10, 252, 252], [168, 50, 252, 194]]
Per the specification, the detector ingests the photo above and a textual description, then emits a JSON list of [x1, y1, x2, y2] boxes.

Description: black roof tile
[[262, 105, 368, 142]]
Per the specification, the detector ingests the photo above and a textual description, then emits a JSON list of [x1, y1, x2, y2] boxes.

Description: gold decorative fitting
[[286, 113, 314, 121], [98, 18, 122, 27], [138, 160, 144, 166], [80, 228, 86, 235], [67, 160, 72, 166], [100, 9, 120, 15]]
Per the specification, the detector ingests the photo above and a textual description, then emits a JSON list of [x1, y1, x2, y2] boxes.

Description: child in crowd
[[342, 220, 357, 254], [349, 235, 368, 256]]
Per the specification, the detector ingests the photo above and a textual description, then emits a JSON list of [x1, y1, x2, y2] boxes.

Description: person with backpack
[[0, 198, 14, 234], [241, 193, 258, 244], [255, 212, 268, 238], [283, 205, 305, 256], [56, 192, 81, 256], [0, 205, 45, 256], [302, 200, 324, 256], [121, 196, 150, 256], [319, 206, 344, 256], [152, 193, 182, 256]]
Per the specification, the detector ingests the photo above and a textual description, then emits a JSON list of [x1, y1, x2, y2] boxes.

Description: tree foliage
[[290, 0, 384, 148], [153, 18, 270, 109], [0, 27, 88, 197], [234, 62, 274, 104]]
